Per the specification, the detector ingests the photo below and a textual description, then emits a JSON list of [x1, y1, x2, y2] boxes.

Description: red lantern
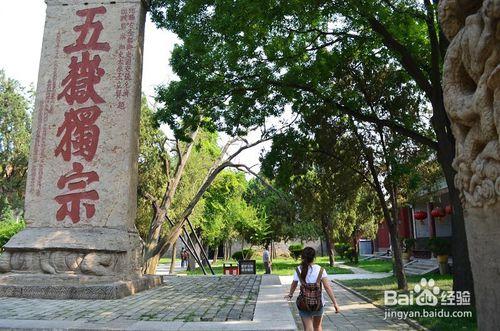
[[431, 207, 446, 220], [414, 210, 427, 222], [445, 204, 453, 215]]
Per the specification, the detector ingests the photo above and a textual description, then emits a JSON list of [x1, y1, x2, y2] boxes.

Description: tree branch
[[362, 15, 433, 99], [265, 79, 438, 150], [312, 149, 376, 190]]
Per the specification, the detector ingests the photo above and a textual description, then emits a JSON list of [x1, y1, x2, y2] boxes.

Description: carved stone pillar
[[439, 0, 500, 328], [0, 0, 161, 299]]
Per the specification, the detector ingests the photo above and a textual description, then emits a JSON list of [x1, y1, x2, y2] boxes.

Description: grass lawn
[[339, 275, 477, 331], [345, 258, 394, 273], [161, 256, 353, 276]]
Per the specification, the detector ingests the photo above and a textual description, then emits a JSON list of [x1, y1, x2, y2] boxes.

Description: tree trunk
[[362, 8, 473, 296], [145, 160, 230, 263], [212, 246, 218, 265], [202, 243, 209, 266], [142, 130, 199, 273], [387, 219, 406, 289], [357, 132, 407, 290], [432, 102, 474, 297], [186, 233, 199, 271], [169, 241, 177, 275], [322, 216, 335, 267], [143, 254, 161, 275], [143, 211, 165, 274], [388, 184, 407, 290]]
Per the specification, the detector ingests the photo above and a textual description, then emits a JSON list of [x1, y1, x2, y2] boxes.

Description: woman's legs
[[312, 315, 323, 331], [301, 316, 314, 331]]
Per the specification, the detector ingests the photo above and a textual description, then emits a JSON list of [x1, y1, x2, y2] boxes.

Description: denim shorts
[[298, 307, 324, 318]]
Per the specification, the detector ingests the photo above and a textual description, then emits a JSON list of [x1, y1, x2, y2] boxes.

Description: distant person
[[180, 248, 187, 268], [263, 244, 272, 274], [183, 250, 190, 268], [285, 247, 340, 331]]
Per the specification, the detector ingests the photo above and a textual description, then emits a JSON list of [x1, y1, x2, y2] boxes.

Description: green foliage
[[428, 238, 451, 256], [201, 170, 247, 246], [288, 243, 304, 260], [345, 247, 359, 263], [201, 169, 274, 251], [136, 97, 168, 239], [136, 97, 222, 241], [0, 196, 15, 223], [0, 70, 32, 212], [0, 220, 24, 249], [244, 178, 296, 242], [401, 238, 416, 253], [231, 249, 254, 261], [168, 129, 220, 229], [149, 0, 434, 148], [334, 243, 351, 260]]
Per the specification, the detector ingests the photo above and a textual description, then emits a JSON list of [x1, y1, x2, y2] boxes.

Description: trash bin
[[223, 263, 239, 275]]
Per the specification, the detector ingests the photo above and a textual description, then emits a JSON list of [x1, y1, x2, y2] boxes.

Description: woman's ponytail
[[300, 247, 316, 281]]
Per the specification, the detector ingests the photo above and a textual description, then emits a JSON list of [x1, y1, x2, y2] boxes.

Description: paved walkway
[[156, 261, 186, 276], [0, 272, 417, 330]]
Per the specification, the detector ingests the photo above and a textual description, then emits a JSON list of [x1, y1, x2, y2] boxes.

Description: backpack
[[296, 266, 324, 311]]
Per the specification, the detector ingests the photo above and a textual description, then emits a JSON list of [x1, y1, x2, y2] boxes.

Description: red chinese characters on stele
[[54, 6, 109, 224], [58, 51, 106, 105], [55, 162, 99, 223], [55, 105, 101, 162]]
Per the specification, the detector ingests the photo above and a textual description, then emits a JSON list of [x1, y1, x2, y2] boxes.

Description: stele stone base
[[0, 274, 162, 300]]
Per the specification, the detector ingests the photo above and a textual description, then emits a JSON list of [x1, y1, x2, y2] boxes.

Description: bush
[[334, 243, 350, 260], [232, 248, 254, 260], [288, 243, 304, 260], [0, 197, 14, 223], [0, 220, 25, 250], [428, 238, 451, 256], [401, 238, 416, 253], [346, 247, 358, 263]]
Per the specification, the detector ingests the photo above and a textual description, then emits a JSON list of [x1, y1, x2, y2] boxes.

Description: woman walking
[[285, 247, 340, 331]]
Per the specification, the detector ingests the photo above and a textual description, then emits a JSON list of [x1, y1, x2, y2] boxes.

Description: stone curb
[[331, 279, 429, 331]]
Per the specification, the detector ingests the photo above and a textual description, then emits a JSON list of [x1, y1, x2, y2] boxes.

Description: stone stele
[[0, 0, 161, 299], [439, 0, 500, 329]]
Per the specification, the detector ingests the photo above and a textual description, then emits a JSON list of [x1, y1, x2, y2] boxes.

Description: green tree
[[0, 196, 15, 223], [244, 177, 297, 244], [0, 70, 32, 212], [136, 97, 168, 239], [201, 170, 274, 262], [149, 0, 472, 294], [261, 122, 368, 267], [201, 170, 246, 255], [140, 123, 220, 273]]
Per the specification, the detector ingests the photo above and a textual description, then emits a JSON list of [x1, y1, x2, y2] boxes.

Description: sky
[[0, 1, 268, 171]]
